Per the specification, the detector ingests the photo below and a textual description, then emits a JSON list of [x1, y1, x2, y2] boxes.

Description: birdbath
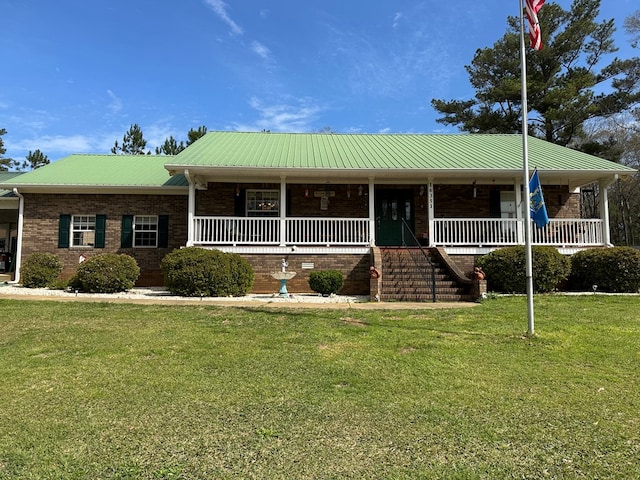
[[270, 259, 296, 297]]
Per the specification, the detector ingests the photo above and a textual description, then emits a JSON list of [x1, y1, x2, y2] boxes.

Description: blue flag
[[529, 169, 549, 228]]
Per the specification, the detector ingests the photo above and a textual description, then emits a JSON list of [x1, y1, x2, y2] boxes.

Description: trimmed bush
[[76, 253, 140, 293], [477, 245, 570, 294], [569, 247, 640, 293], [308, 270, 344, 296], [161, 247, 254, 297], [21, 253, 63, 288]]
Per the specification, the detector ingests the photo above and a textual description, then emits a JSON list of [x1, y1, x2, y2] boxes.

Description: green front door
[[375, 189, 414, 246]]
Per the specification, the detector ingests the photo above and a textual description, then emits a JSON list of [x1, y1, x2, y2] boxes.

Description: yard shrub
[[569, 247, 640, 293], [161, 247, 254, 297], [308, 270, 344, 296], [477, 245, 570, 294], [76, 253, 140, 293], [20, 252, 63, 288]]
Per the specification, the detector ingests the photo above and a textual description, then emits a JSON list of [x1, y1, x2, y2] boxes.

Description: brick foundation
[[240, 252, 372, 295]]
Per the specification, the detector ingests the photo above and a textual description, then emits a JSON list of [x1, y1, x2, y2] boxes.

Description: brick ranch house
[[1, 132, 635, 301]]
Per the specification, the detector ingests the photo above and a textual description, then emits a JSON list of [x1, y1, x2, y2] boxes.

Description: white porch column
[[515, 178, 524, 244], [184, 169, 195, 246], [280, 176, 287, 246], [368, 177, 375, 246], [12, 189, 24, 283], [427, 179, 435, 246], [599, 179, 612, 246]]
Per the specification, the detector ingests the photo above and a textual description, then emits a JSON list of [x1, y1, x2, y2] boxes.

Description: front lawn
[[0, 296, 638, 479]]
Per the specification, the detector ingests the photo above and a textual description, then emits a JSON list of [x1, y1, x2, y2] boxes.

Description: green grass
[[0, 296, 638, 479]]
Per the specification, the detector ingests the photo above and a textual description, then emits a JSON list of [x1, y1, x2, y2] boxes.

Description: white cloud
[[232, 96, 323, 132], [106, 89, 123, 114], [13, 135, 94, 156], [143, 121, 181, 152], [392, 12, 402, 28], [251, 41, 271, 60], [321, 9, 459, 101], [203, 0, 243, 35]]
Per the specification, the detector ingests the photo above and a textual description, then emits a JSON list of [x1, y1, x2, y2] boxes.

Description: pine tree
[[155, 136, 185, 155], [0, 128, 13, 172], [186, 126, 208, 146], [111, 124, 149, 155], [431, 0, 640, 147], [18, 149, 50, 171]]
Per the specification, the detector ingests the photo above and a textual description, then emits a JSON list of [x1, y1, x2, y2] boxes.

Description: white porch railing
[[193, 216, 370, 246], [286, 218, 370, 245], [192, 216, 604, 247], [530, 219, 603, 246], [432, 218, 604, 246], [194, 217, 280, 245], [433, 218, 521, 246]]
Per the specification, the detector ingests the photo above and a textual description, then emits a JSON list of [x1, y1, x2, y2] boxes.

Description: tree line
[[110, 124, 208, 156], [0, 128, 50, 171], [0, 124, 208, 172]]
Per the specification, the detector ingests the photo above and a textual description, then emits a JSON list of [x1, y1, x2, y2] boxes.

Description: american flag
[[525, 0, 545, 50]]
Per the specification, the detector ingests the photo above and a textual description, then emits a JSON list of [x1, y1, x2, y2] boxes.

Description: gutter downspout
[[12, 188, 24, 283]]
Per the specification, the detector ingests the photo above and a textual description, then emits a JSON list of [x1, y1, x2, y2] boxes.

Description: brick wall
[[543, 185, 580, 218], [21, 193, 188, 286], [241, 252, 372, 295], [196, 182, 580, 230], [435, 184, 492, 218], [434, 184, 580, 218], [197, 182, 370, 218], [446, 254, 480, 278]]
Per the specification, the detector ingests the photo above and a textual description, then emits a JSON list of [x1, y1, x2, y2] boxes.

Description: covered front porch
[[184, 176, 612, 255], [165, 131, 633, 257], [190, 215, 605, 251]]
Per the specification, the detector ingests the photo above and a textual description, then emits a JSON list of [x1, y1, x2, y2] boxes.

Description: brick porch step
[[379, 247, 474, 302]]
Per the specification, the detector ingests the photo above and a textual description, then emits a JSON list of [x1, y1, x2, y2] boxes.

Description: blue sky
[[1, 0, 637, 162]]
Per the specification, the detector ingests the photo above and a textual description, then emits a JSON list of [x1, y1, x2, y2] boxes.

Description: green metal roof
[[0, 172, 22, 198], [1, 133, 634, 194], [167, 131, 635, 173], [5, 154, 187, 189]]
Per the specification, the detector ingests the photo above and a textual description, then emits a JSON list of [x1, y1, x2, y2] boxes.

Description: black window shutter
[[489, 189, 501, 218], [158, 215, 169, 248], [95, 215, 107, 248], [121, 215, 133, 248], [58, 214, 71, 248], [234, 189, 246, 217]]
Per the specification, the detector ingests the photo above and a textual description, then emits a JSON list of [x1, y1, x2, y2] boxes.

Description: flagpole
[[520, 0, 535, 335]]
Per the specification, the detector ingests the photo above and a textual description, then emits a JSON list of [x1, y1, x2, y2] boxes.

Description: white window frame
[[71, 215, 96, 247], [133, 215, 159, 248], [246, 189, 279, 217]]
